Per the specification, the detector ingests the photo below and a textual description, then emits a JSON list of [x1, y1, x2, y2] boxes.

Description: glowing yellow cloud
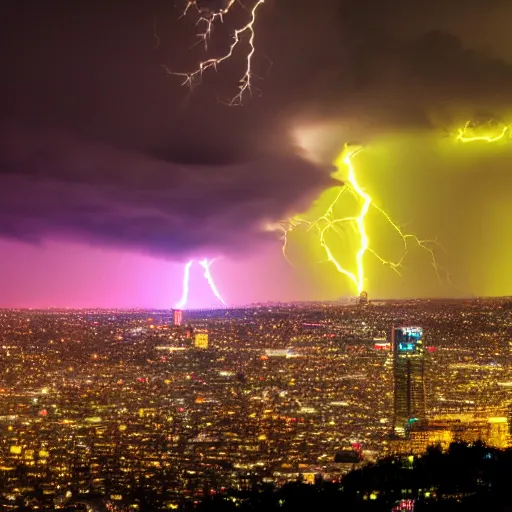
[[270, 145, 443, 296]]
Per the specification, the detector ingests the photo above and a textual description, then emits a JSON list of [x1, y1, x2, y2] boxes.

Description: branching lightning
[[166, 7, 495, 296], [456, 120, 510, 143], [167, 0, 266, 105], [175, 259, 226, 309], [270, 145, 444, 296], [183, 0, 238, 48]]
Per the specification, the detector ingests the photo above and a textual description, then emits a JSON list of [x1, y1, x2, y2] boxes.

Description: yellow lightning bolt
[[168, 0, 266, 105], [271, 145, 444, 296], [456, 121, 509, 143]]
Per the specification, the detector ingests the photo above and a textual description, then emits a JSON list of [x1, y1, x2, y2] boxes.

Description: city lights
[[0, 298, 510, 507], [2, 1, 512, 509]]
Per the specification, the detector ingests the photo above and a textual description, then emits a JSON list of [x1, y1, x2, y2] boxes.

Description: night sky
[[1, 0, 512, 308]]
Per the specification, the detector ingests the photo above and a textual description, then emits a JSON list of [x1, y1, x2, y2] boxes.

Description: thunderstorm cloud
[[2, 0, 512, 261], [0, 122, 332, 257]]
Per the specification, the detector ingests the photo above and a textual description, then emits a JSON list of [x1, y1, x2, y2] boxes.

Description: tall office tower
[[392, 326, 426, 438], [173, 309, 183, 326], [194, 330, 209, 349], [359, 291, 368, 305]]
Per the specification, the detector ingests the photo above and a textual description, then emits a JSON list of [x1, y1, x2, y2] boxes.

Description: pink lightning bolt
[[175, 260, 193, 309], [175, 259, 226, 309], [199, 258, 226, 306]]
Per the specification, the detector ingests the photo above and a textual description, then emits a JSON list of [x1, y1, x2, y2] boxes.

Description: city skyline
[[0, 297, 509, 509], [2, 3, 512, 505]]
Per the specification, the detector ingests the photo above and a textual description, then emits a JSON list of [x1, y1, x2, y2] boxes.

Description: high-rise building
[[194, 330, 209, 349], [173, 309, 183, 326], [486, 417, 509, 448], [359, 291, 368, 305], [392, 326, 426, 438]]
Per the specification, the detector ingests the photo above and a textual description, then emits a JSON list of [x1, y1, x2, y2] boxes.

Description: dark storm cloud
[[0, 123, 332, 257], [0, 0, 337, 258], [1, 0, 512, 258], [297, 0, 512, 133]]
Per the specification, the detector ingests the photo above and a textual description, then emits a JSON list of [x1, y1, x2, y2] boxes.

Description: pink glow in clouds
[[0, 239, 324, 309]]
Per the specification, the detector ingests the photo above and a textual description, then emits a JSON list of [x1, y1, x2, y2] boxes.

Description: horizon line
[[1, 295, 511, 311]]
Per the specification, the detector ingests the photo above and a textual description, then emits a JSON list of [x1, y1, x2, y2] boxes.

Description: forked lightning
[[271, 145, 444, 295], [175, 259, 225, 309], [168, 0, 266, 105]]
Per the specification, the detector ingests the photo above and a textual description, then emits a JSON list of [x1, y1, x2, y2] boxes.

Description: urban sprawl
[[0, 298, 511, 509]]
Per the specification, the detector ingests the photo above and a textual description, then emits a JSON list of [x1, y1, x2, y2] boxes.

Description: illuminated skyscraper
[[174, 309, 183, 326], [194, 330, 209, 349], [392, 326, 426, 437], [359, 291, 368, 305]]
